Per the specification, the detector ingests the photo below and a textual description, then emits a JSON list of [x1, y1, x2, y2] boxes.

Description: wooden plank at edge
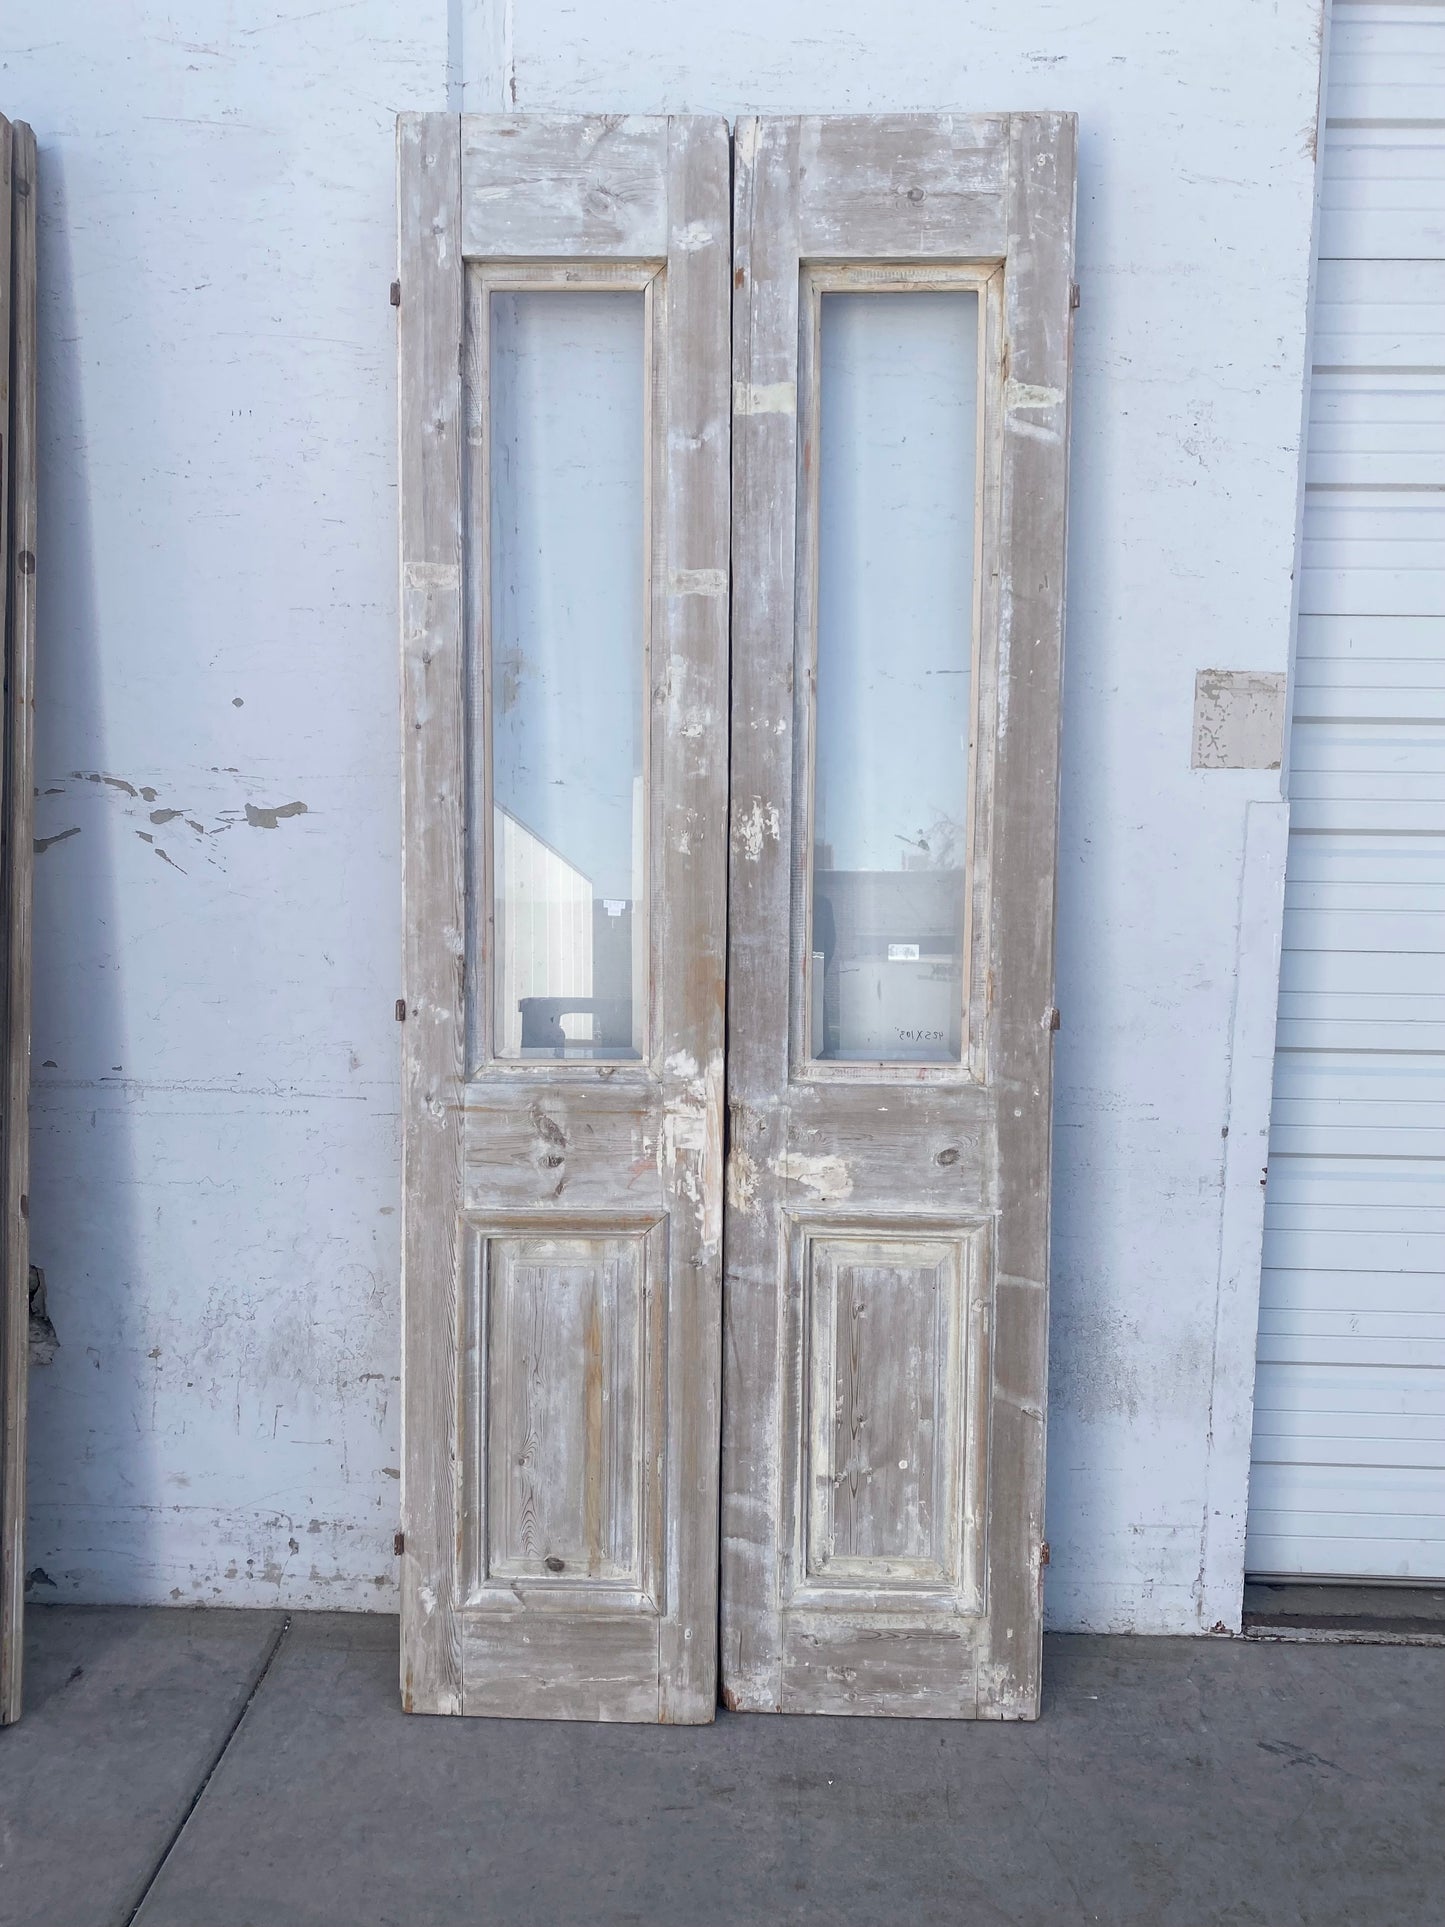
[[978, 111, 1076, 1721], [397, 112, 466, 1717], [1, 117, 35, 1730]]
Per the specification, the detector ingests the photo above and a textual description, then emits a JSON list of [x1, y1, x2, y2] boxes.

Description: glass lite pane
[[490, 290, 646, 1060], [812, 290, 979, 1063]]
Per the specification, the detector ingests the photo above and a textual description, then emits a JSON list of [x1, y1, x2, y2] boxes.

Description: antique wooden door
[[400, 110, 1073, 1724], [398, 114, 730, 1721], [721, 114, 1076, 1718]]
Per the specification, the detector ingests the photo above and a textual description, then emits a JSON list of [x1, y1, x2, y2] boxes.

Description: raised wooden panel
[[786, 1221, 989, 1621], [804, 1236, 963, 1589], [464, 1221, 664, 1615]]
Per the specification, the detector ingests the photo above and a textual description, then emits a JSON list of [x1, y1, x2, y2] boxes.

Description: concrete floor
[[1, 1610, 1442, 1927]]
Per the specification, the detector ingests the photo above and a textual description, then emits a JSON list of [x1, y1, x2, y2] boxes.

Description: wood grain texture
[[975, 111, 1076, 1721], [461, 116, 671, 259], [461, 1218, 666, 1620], [806, 1238, 961, 1585], [652, 113, 731, 1724], [398, 111, 466, 1718], [1, 117, 35, 1731], [462, 1615, 661, 1722], [721, 113, 1075, 1720], [406, 114, 729, 1722], [798, 115, 1010, 260], [722, 115, 803, 1714]]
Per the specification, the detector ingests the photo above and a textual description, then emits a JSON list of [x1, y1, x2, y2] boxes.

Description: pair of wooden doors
[[397, 111, 1075, 1722]]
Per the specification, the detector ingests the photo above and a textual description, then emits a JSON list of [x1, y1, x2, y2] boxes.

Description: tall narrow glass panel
[[811, 290, 979, 1063], [490, 290, 646, 1060]]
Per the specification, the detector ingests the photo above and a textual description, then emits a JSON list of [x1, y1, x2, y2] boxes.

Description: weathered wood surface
[[797, 115, 1010, 259], [722, 113, 1076, 1720], [0, 116, 36, 1731], [461, 116, 671, 260], [398, 111, 466, 1719], [977, 110, 1077, 1721], [401, 114, 730, 1722], [723, 114, 804, 1717]]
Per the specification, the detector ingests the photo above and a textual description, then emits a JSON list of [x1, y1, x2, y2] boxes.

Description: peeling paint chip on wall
[[1191, 669, 1286, 770]]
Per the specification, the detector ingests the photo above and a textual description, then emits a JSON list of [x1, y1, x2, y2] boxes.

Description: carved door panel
[[398, 113, 730, 1721], [721, 114, 1076, 1719]]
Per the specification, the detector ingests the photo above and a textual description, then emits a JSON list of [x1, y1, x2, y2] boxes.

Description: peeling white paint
[[660, 1049, 724, 1251], [1004, 378, 1064, 412], [668, 567, 727, 597], [726, 1146, 761, 1218], [674, 218, 716, 252], [774, 1151, 854, 1202], [733, 379, 796, 416], [405, 560, 461, 590], [735, 796, 781, 861]]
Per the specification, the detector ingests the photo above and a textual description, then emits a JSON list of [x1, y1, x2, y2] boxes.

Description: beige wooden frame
[[792, 261, 1003, 1086], [463, 259, 661, 1074]]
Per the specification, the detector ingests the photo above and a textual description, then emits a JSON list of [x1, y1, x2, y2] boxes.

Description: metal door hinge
[[389, 279, 401, 308], [1043, 1005, 1061, 1033], [396, 998, 407, 1022], [1040, 1540, 1051, 1566], [1069, 281, 1080, 310], [393, 1530, 405, 1557]]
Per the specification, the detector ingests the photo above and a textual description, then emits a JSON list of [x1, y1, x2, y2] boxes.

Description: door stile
[[1, 116, 37, 1730], [981, 112, 1077, 1716], [398, 111, 466, 1718], [721, 115, 804, 1710], [655, 114, 733, 1721]]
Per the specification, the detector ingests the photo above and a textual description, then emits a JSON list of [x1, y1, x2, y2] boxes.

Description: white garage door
[[1246, 0, 1445, 1580]]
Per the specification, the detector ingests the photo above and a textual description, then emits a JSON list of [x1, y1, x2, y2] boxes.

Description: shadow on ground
[[2, 1607, 1443, 1927]]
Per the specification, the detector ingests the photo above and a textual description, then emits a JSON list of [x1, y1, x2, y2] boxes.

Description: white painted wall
[[7, 0, 1325, 1630]]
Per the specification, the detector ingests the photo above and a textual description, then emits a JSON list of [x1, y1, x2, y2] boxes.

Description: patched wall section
[[13, 0, 1323, 1627]]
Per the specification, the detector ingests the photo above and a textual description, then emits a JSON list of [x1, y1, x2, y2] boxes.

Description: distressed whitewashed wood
[[0, 112, 15, 1731], [398, 111, 466, 1718], [462, 1084, 663, 1215], [0, 117, 35, 1731], [401, 114, 729, 1721], [461, 117, 670, 259], [722, 113, 1075, 1720], [797, 116, 1009, 260], [460, 1216, 667, 1621], [799, 1229, 986, 1609]]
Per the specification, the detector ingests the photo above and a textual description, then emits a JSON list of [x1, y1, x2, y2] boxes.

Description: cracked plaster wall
[[9, 0, 1324, 1629]]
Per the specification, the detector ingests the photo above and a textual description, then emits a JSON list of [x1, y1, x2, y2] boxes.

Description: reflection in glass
[[490, 290, 646, 1059], [812, 290, 979, 1062]]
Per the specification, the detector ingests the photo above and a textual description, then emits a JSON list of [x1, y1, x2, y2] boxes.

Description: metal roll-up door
[[1246, 0, 1445, 1581]]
